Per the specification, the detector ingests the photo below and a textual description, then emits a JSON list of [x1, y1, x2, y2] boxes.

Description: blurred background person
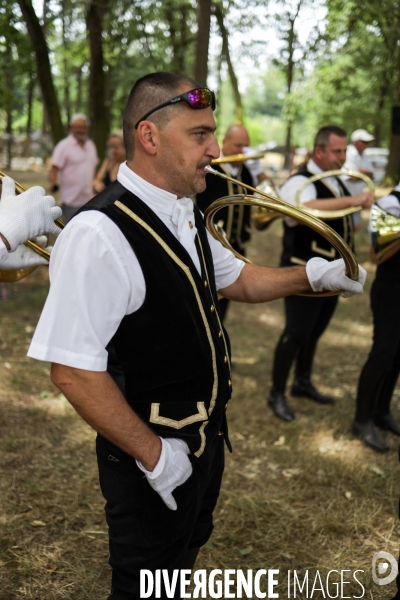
[[342, 128, 375, 229], [267, 125, 375, 422], [196, 124, 254, 321], [93, 131, 126, 193], [353, 183, 400, 453], [48, 113, 99, 223]]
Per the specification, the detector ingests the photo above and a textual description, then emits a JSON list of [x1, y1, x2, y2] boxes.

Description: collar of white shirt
[[306, 158, 341, 196], [116, 161, 197, 253]]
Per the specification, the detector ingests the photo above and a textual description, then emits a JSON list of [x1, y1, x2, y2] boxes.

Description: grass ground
[[0, 173, 398, 599]]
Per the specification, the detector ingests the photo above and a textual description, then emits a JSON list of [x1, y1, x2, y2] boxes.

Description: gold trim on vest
[[149, 402, 208, 429], [114, 200, 218, 457]]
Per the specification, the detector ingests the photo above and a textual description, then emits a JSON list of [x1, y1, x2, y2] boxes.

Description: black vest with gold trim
[[77, 181, 232, 473], [281, 166, 354, 266], [195, 163, 253, 254]]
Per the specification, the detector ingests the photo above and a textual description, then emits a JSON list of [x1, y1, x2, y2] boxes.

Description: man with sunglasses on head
[[28, 73, 367, 599]]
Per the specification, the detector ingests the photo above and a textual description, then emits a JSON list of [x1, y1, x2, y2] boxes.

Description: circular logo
[[372, 551, 398, 586]]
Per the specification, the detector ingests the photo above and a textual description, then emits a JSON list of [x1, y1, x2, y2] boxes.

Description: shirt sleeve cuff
[[27, 342, 108, 371], [216, 258, 246, 290]]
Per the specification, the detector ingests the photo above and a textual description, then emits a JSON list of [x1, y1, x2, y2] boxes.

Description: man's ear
[[136, 121, 158, 155], [313, 146, 322, 161]]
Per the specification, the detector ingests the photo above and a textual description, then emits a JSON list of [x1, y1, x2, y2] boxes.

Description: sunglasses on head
[[134, 87, 216, 129]]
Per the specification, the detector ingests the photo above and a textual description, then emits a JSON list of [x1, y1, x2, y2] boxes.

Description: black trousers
[[355, 276, 400, 422], [272, 294, 338, 392], [97, 435, 225, 600]]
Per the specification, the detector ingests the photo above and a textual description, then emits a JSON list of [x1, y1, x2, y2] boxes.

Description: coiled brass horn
[[370, 202, 400, 262], [0, 171, 64, 282], [295, 169, 374, 219], [204, 165, 359, 297], [251, 169, 375, 230]]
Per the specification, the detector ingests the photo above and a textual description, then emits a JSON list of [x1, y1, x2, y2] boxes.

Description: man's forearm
[[219, 263, 312, 303], [51, 364, 161, 470], [304, 197, 354, 211]]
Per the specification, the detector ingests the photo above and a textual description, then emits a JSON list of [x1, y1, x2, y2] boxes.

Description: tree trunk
[[194, 0, 212, 85], [385, 112, 400, 186], [214, 3, 243, 123], [62, 0, 71, 124], [17, 0, 64, 144], [26, 70, 36, 152], [4, 40, 13, 170], [385, 52, 400, 186], [86, 0, 110, 160]]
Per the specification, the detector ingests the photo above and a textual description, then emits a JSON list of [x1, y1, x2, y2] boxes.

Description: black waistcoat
[[281, 166, 354, 266], [196, 163, 253, 254], [375, 191, 400, 279], [77, 181, 232, 472]]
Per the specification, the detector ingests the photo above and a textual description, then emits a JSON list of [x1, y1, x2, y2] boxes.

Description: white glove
[[136, 437, 192, 511], [306, 257, 367, 298], [0, 177, 62, 251], [1, 236, 52, 270]]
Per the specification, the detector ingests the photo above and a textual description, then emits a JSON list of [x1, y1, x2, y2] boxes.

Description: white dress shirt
[[28, 163, 245, 371], [279, 159, 343, 227], [342, 144, 373, 196], [376, 184, 400, 217]]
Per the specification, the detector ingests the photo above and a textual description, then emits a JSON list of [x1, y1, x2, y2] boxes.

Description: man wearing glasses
[[28, 72, 366, 599]]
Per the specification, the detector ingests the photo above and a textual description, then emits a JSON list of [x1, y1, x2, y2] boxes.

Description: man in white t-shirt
[[28, 74, 367, 599], [343, 129, 374, 195]]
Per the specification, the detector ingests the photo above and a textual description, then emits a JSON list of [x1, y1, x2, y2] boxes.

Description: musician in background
[[267, 126, 375, 422], [196, 124, 255, 321], [353, 183, 400, 452]]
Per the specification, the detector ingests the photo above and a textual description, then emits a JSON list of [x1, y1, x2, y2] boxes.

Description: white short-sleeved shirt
[[28, 164, 245, 371], [279, 159, 344, 227], [342, 144, 373, 195]]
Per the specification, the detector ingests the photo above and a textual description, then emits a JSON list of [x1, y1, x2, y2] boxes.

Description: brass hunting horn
[[251, 169, 375, 230], [295, 170, 374, 219], [0, 171, 65, 282], [370, 203, 400, 261], [204, 165, 359, 298]]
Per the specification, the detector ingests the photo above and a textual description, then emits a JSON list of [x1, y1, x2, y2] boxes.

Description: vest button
[[225, 403, 228, 409], [204, 280, 208, 287], [218, 331, 222, 337], [228, 379, 232, 386], [211, 305, 215, 312], [224, 356, 228, 363]]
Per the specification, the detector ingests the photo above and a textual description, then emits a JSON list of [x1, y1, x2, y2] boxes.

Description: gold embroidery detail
[[311, 241, 335, 259], [290, 256, 307, 266], [114, 200, 217, 457], [194, 421, 208, 457], [197, 237, 232, 380], [150, 402, 208, 429]]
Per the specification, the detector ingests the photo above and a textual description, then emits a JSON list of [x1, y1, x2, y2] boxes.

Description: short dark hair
[[123, 72, 200, 160], [314, 126, 347, 149]]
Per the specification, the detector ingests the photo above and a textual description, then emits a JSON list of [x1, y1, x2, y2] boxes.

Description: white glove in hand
[[136, 438, 192, 511], [0, 177, 62, 251], [306, 257, 367, 298], [1, 236, 52, 270]]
